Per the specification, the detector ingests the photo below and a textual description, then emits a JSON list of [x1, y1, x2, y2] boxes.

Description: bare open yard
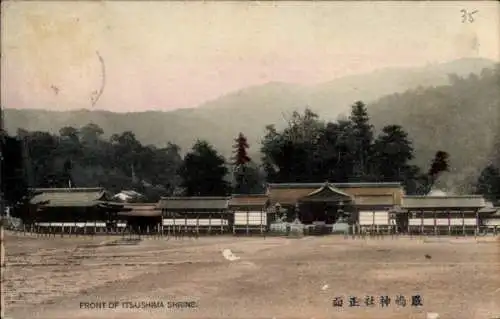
[[3, 233, 500, 319]]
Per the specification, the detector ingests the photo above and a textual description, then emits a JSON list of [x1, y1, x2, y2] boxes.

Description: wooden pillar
[[208, 214, 212, 235], [232, 210, 236, 235], [407, 211, 410, 235], [420, 210, 424, 235], [434, 210, 437, 236], [173, 214, 176, 237], [196, 215, 199, 236], [475, 210, 478, 238], [261, 209, 264, 236], [387, 212, 390, 236], [161, 211, 165, 236], [448, 210, 451, 236], [220, 212, 223, 234], [246, 210, 249, 236], [462, 210, 465, 236]]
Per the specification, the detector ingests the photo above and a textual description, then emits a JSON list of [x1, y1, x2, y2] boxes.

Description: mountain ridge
[[3, 57, 498, 191]]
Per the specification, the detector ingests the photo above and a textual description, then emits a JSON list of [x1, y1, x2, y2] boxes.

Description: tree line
[[1, 99, 499, 215]]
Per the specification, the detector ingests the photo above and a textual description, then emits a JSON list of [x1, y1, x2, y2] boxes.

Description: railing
[[4, 221, 500, 238]]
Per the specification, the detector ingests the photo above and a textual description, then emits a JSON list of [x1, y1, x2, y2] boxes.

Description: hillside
[[370, 66, 500, 191], [3, 58, 498, 189]]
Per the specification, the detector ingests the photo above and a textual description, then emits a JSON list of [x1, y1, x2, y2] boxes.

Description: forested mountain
[[370, 66, 500, 191], [3, 58, 498, 190]]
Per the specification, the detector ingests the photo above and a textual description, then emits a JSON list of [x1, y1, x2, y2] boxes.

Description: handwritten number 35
[[461, 9, 478, 23]]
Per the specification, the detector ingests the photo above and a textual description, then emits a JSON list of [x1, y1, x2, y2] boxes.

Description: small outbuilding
[[228, 194, 271, 234], [157, 197, 231, 234]]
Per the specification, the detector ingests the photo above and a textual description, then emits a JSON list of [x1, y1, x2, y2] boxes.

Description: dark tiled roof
[[158, 197, 230, 210], [478, 207, 498, 214], [30, 188, 108, 207], [402, 196, 486, 209], [118, 210, 162, 217], [267, 182, 401, 205], [267, 182, 402, 189], [489, 208, 500, 217], [302, 184, 353, 200], [123, 203, 160, 210], [229, 194, 269, 207], [118, 203, 161, 216], [355, 194, 394, 206]]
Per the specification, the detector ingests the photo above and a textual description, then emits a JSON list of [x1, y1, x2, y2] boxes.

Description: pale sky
[[1, 1, 499, 112]]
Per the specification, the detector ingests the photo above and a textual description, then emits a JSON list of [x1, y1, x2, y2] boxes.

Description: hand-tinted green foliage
[[8, 124, 183, 202], [475, 165, 500, 203], [370, 64, 500, 189], [1, 133, 28, 206], [178, 140, 231, 196], [232, 133, 265, 194], [260, 105, 451, 195]]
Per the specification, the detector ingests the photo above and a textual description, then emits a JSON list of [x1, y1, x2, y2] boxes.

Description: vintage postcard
[[1, 1, 499, 319]]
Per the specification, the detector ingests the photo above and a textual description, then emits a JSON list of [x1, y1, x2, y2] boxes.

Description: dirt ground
[[2, 232, 500, 319]]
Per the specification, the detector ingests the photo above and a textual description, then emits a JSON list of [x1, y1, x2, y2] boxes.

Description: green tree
[[178, 140, 231, 196], [232, 132, 252, 194], [317, 120, 357, 182], [1, 134, 28, 206], [348, 101, 374, 180], [261, 108, 324, 183], [419, 150, 450, 195], [475, 165, 500, 202], [22, 131, 61, 187], [372, 125, 414, 182], [80, 123, 104, 145], [59, 126, 80, 143], [110, 131, 143, 181]]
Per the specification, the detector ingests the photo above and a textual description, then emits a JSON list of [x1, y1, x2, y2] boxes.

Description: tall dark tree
[[59, 126, 79, 143], [178, 140, 231, 196], [420, 150, 450, 194], [261, 109, 324, 183], [372, 125, 414, 182], [110, 131, 143, 180], [232, 133, 252, 194], [80, 123, 104, 145], [348, 101, 374, 180], [23, 131, 60, 187], [13, 125, 183, 200], [1, 134, 28, 206], [313, 120, 355, 182], [475, 164, 500, 202], [233, 133, 251, 166]]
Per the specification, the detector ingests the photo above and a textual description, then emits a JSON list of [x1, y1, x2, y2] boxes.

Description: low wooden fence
[[4, 221, 500, 238]]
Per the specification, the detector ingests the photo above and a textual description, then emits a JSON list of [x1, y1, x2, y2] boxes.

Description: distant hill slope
[[370, 65, 500, 191], [3, 58, 498, 189]]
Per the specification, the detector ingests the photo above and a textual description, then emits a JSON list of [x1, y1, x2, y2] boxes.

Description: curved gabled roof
[[30, 188, 109, 207]]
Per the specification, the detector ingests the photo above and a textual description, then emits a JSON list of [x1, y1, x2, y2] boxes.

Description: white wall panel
[[484, 219, 500, 226], [359, 211, 375, 225], [374, 212, 389, 225], [359, 211, 389, 225], [162, 219, 228, 226], [463, 218, 477, 226], [234, 211, 267, 225], [409, 218, 477, 226], [436, 219, 450, 226], [35, 222, 107, 227]]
